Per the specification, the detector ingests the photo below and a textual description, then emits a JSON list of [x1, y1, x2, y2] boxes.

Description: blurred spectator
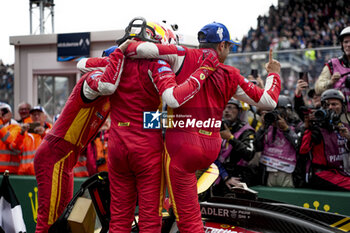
[[279, 36, 291, 50], [247, 71, 264, 89], [17, 113, 62, 175], [17, 102, 32, 124], [315, 26, 350, 123], [15, 106, 53, 175], [0, 103, 18, 126], [16, 123, 36, 175], [256, 95, 301, 187], [299, 89, 350, 191], [29, 106, 52, 138], [294, 79, 322, 121], [73, 118, 110, 177], [294, 79, 310, 120], [0, 63, 14, 108], [0, 102, 21, 174], [213, 98, 258, 197], [304, 42, 316, 63], [86, 118, 110, 175], [73, 153, 89, 177], [293, 82, 322, 187]]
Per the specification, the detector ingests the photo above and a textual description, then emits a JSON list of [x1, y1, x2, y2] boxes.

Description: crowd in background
[[0, 61, 14, 108], [240, 0, 350, 52], [0, 102, 109, 177]]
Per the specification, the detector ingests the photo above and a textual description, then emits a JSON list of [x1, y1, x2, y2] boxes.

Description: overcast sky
[[0, 0, 277, 65]]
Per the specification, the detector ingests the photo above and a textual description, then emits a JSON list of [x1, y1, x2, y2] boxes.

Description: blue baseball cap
[[198, 22, 235, 44], [102, 45, 118, 57]]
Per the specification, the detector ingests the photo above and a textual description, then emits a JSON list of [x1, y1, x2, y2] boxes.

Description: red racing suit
[[83, 49, 217, 232], [34, 48, 124, 233], [126, 42, 281, 233]]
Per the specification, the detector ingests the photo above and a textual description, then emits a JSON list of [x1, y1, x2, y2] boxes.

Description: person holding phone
[[14, 106, 53, 175], [299, 72, 309, 85], [296, 72, 309, 99], [294, 78, 310, 121], [28, 106, 52, 137], [294, 72, 322, 121], [248, 69, 264, 89]]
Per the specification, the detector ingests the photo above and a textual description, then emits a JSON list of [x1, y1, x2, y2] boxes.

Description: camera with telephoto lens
[[313, 108, 328, 121], [311, 108, 341, 130], [263, 109, 281, 125]]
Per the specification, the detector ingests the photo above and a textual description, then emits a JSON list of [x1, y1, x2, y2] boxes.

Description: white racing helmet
[[339, 26, 350, 42], [339, 26, 350, 53]]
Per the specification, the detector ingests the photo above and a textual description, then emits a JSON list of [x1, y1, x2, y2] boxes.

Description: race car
[[49, 168, 350, 233]]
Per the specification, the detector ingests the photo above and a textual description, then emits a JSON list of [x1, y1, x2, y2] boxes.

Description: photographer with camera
[[315, 26, 350, 120], [299, 89, 350, 191], [256, 95, 302, 187], [213, 98, 258, 197]]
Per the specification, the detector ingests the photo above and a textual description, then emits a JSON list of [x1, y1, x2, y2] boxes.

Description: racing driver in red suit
[[125, 22, 281, 233], [34, 43, 128, 233], [81, 21, 220, 232]]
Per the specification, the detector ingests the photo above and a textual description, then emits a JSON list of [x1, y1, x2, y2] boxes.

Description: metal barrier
[[226, 46, 343, 97]]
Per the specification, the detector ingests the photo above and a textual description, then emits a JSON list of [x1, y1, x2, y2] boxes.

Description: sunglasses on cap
[[1, 108, 9, 115]]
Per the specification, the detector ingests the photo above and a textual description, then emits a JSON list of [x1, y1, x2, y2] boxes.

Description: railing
[[226, 46, 343, 97]]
